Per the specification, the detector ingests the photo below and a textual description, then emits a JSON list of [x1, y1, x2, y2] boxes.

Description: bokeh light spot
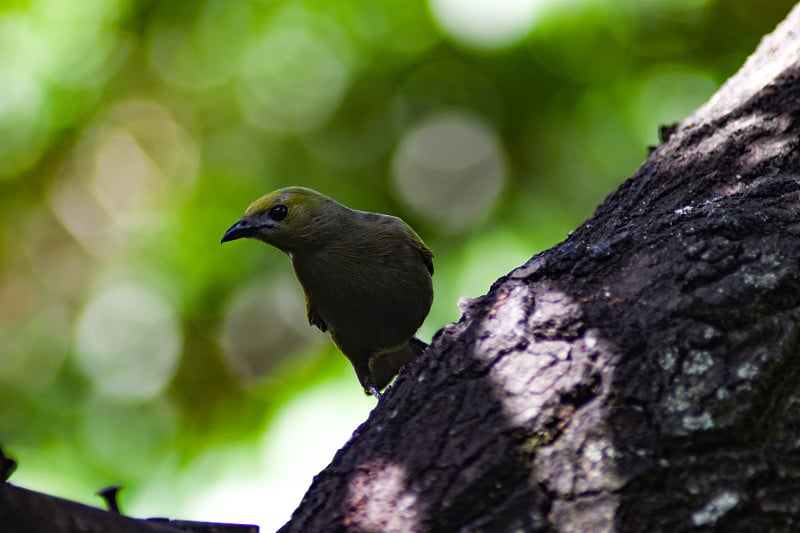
[[48, 100, 199, 258], [430, 0, 539, 50], [391, 110, 505, 231], [32, 0, 125, 89], [92, 128, 160, 218], [220, 277, 322, 387], [237, 7, 354, 135], [0, 54, 46, 178], [48, 161, 120, 258], [147, 0, 252, 90], [0, 0, 128, 177], [96, 100, 200, 207], [75, 282, 182, 400]]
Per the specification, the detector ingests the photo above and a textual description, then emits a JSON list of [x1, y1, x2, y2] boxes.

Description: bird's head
[[221, 187, 343, 252]]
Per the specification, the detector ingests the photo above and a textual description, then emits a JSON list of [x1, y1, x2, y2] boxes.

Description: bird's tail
[[370, 337, 428, 392]]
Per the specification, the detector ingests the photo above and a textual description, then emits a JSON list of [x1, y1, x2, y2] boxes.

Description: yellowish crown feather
[[243, 186, 330, 217]]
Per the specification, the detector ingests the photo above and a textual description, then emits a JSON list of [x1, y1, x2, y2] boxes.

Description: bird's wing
[[377, 215, 434, 275], [398, 222, 433, 275], [416, 238, 434, 276]]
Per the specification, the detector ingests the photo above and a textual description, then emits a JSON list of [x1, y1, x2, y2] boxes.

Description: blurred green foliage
[[0, 0, 794, 528]]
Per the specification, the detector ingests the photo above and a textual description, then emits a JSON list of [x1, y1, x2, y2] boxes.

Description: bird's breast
[[291, 248, 432, 353]]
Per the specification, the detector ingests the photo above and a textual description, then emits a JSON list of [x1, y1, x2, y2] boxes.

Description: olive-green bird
[[221, 187, 434, 398]]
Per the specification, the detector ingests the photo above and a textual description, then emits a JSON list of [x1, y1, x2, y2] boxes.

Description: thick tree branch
[[0, 464, 258, 533], [0, 482, 183, 533], [281, 4, 800, 532]]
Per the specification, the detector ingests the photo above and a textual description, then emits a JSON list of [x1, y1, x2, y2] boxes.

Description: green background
[[0, 0, 793, 529]]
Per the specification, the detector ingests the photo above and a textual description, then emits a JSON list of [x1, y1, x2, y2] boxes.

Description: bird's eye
[[268, 204, 288, 221]]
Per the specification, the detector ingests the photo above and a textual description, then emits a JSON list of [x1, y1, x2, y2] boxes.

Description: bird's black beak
[[221, 218, 254, 243]]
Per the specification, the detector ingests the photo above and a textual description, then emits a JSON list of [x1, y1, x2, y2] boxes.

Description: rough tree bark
[[280, 5, 800, 532]]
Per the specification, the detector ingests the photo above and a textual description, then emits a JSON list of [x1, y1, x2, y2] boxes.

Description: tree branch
[[0, 467, 258, 533]]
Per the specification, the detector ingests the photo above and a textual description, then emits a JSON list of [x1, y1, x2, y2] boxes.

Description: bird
[[221, 186, 434, 398]]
